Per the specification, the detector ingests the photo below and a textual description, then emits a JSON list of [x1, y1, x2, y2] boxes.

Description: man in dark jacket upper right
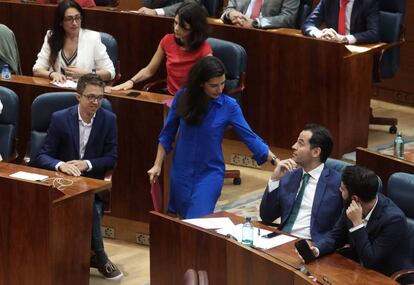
[[302, 0, 379, 44]]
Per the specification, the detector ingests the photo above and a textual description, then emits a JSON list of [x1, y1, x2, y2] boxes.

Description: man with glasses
[[34, 74, 123, 280]]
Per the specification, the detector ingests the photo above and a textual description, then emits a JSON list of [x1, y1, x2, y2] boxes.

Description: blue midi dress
[[159, 91, 269, 218]]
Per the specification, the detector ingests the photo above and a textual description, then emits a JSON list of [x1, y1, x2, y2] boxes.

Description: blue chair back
[[378, 0, 406, 78], [201, 0, 222, 17], [387, 172, 414, 262], [325, 158, 383, 192], [0, 87, 19, 161], [325, 158, 351, 174], [295, 0, 313, 29], [29, 92, 111, 164], [99, 32, 118, 72], [207, 38, 247, 104]]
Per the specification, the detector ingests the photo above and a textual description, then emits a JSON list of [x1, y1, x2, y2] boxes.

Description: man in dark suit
[[260, 123, 342, 243], [302, 0, 379, 44], [221, 0, 299, 29], [301, 165, 414, 278], [34, 74, 123, 280], [138, 0, 201, 16]]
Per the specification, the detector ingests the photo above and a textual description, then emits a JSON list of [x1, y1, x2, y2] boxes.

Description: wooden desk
[[356, 147, 414, 195], [0, 1, 381, 156], [150, 211, 397, 285], [0, 75, 172, 225], [0, 162, 110, 285]]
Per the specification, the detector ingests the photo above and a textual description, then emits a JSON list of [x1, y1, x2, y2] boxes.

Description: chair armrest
[[227, 72, 246, 96], [391, 268, 414, 282], [104, 169, 113, 182], [375, 24, 406, 80], [103, 169, 113, 213], [143, 79, 167, 92], [106, 60, 121, 86]]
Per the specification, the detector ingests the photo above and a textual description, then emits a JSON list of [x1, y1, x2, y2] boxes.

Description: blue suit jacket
[[316, 194, 414, 277], [34, 105, 117, 180], [302, 0, 379, 44], [260, 166, 342, 243]]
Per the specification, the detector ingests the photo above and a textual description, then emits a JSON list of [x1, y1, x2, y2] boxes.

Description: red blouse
[[160, 34, 212, 95]]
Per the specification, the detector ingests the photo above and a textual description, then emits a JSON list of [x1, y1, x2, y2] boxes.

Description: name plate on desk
[[10, 171, 48, 182]]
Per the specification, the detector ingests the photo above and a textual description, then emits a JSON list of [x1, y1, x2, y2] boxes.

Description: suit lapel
[[69, 106, 80, 159], [282, 170, 303, 225], [350, 0, 362, 33], [311, 166, 329, 218], [84, 108, 103, 157], [364, 195, 384, 234]]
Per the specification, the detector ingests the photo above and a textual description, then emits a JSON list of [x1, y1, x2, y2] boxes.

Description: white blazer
[[33, 29, 115, 80]]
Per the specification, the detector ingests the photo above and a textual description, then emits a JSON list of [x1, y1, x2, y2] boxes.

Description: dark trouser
[[91, 195, 108, 265]]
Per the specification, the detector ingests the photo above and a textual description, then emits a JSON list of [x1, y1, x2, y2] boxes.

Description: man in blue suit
[[260, 123, 342, 243], [34, 74, 123, 280], [301, 165, 414, 279], [301, 0, 379, 44]]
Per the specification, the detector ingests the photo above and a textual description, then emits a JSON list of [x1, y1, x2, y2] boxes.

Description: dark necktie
[[338, 0, 349, 35], [282, 173, 311, 233], [250, 0, 263, 19]]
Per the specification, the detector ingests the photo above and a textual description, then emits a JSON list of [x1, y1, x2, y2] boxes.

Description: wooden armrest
[[391, 268, 414, 282], [143, 79, 167, 92], [104, 169, 113, 182]]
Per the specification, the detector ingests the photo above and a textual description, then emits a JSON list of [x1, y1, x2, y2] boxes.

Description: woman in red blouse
[[111, 2, 212, 95]]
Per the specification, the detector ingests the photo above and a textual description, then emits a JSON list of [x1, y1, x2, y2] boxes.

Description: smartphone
[[262, 232, 281, 239], [295, 239, 316, 264], [126, 91, 141, 97]]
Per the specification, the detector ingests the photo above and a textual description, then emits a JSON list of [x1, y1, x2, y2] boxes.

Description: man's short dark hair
[[77, 73, 105, 94], [303, 123, 333, 163], [342, 165, 378, 202]]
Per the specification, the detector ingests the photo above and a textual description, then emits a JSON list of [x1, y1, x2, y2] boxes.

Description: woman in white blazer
[[33, 0, 115, 83]]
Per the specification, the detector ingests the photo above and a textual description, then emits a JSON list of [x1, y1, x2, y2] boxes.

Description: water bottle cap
[[245, 216, 251, 222]]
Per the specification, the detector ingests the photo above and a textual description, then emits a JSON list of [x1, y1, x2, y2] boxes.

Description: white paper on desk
[[216, 224, 297, 250], [10, 171, 48, 182], [183, 217, 235, 229], [51, 79, 77, 89]]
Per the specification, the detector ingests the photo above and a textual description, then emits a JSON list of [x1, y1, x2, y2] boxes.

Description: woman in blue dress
[[148, 56, 276, 218]]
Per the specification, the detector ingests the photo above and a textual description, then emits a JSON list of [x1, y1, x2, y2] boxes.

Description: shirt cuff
[[309, 27, 321, 38], [347, 35, 357, 45], [55, 161, 64, 171], [349, 223, 364, 233], [313, 246, 320, 257], [85, 160, 92, 172], [267, 178, 280, 193], [155, 8, 165, 16]]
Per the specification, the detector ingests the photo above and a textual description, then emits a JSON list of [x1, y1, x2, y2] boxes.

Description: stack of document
[[183, 217, 296, 250]]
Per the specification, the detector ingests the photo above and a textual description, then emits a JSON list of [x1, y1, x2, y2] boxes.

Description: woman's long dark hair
[[175, 1, 209, 51], [176, 56, 226, 125], [48, 0, 85, 67]]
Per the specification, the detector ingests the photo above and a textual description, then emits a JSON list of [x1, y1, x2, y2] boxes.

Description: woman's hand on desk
[[50, 72, 67, 83], [111, 80, 134, 91]]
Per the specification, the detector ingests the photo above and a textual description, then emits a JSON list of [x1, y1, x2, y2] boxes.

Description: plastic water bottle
[[1, 64, 11, 80], [242, 216, 254, 246], [394, 132, 404, 159]]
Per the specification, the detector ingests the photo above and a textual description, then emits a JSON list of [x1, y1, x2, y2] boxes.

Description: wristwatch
[[252, 19, 260, 29], [270, 155, 278, 166]]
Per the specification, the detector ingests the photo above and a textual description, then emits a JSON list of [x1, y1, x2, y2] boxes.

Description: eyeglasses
[[82, 94, 104, 103], [63, 15, 82, 23]]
